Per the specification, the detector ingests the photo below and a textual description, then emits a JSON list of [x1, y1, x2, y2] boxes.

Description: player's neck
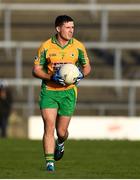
[[56, 35, 69, 47]]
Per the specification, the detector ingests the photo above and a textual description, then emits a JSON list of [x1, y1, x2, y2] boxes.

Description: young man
[[32, 15, 91, 172]]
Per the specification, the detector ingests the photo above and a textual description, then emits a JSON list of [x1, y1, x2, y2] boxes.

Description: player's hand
[[51, 69, 66, 86], [74, 70, 84, 85]]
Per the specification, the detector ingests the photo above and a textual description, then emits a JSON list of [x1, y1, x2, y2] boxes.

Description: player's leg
[[39, 88, 59, 171], [55, 115, 71, 161], [56, 115, 71, 142], [41, 108, 57, 172], [54, 88, 77, 161]]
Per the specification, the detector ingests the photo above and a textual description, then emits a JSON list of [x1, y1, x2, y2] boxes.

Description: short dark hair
[[55, 15, 74, 27]]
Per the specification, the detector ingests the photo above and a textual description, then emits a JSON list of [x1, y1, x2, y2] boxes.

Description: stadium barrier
[[1, 41, 140, 81], [1, 78, 140, 117], [1, 3, 140, 42], [28, 116, 140, 140]]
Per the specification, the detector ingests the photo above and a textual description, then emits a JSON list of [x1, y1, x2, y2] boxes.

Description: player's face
[[57, 21, 74, 41]]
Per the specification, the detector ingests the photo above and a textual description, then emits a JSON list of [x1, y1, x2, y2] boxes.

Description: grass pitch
[[0, 139, 140, 178]]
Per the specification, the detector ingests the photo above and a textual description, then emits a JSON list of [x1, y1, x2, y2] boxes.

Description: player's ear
[[56, 26, 60, 33]]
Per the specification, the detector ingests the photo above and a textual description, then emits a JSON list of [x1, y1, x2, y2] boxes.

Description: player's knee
[[57, 128, 69, 139], [44, 122, 55, 135]]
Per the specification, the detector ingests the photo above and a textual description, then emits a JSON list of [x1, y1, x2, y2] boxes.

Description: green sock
[[45, 154, 54, 163]]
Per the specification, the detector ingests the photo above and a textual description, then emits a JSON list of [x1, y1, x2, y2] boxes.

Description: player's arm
[[75, 44, 91, 84], [74, 63, 91, 85], [32, 44, 52, 80], [82, 63, 91, 77], [32, 65, 51, 80], [77, 43, 91, 77], [32, 65, 66, 86]]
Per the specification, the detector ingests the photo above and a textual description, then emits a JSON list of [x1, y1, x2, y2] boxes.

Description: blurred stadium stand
[[0, 0, 140, 124]]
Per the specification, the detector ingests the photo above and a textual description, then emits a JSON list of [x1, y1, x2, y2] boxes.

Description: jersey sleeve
[[34, 43, 47, 66], [77, 43, 90, 66]]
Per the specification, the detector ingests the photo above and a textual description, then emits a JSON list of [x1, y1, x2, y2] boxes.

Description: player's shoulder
[[73, 38, 85, 49], [37, 38, 52, 52], [40, 38, 52, 48]]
